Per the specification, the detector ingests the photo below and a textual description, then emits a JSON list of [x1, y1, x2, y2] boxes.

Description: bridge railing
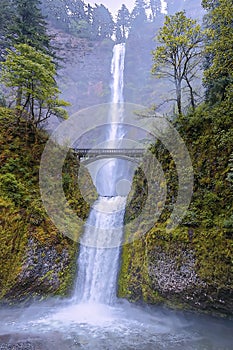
[[73, 148, 146, 157]]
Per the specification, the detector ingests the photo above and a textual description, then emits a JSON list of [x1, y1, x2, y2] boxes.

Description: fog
[[0, 300, 232, 349]]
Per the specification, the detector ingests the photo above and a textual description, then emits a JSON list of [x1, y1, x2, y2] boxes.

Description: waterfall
[[111, 43, 125, 104], [74, 43, 127, 305]]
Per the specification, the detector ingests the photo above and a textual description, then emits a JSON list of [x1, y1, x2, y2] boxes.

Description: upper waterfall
[[111, 43, 126, 104], [96, 43, 127, 196]]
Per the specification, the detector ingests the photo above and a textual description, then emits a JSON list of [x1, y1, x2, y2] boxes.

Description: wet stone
[[0, 342, 34, 350]]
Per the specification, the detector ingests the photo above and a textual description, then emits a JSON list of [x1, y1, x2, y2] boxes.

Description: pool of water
[[0, 299, 232, 349]]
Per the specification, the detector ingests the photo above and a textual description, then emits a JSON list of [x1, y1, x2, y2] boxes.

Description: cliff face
[[0, 108, 97, 303], [118, 106, 233, 317], [50, 28, 114, 115], [118, 228, 233, 316], [53, 20, 179, 115]]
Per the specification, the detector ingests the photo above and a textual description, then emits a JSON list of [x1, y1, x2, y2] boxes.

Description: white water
[[111, 43, 125, 104], [75, 196, 126, 303], [74, 43, 127, 304], [96, 43, 127, 196]]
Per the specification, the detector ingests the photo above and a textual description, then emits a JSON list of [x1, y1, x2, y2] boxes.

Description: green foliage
[[0, 196, 28, 297], [0, 107, 92, 300], [1, 44, 69, 128], [70, 19, 90, 38], [152, 11, 204, 114], [41, 0, 71, 31], [0, 173, 28, 206], [202, 0, 233, 103], [41, 0, 115, 40], [41, 0, 87, 33], [9, 0, 54, 57], [0, 0, 15, 61], [119, 92, 233, 314]]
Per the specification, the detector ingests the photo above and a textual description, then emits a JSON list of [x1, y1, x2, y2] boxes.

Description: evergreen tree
[[0, 0, 14, 61], [202, 0, 233, 103], [10, 0, 53, 57], [92, 5, 114, 40], [149, 0, 162, 20], [67, 0, 89, 36], [40, 0, 70, 31], [86, 3, 93, 24], [116, 4, 131, 42], [131, 0, 147, 27], [41, 1, 97, 39], [67, 0, 86, 22]]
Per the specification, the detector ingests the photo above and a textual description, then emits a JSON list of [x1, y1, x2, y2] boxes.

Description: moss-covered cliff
[[0, 108, 96, 303], [118, 102, 233, 317]]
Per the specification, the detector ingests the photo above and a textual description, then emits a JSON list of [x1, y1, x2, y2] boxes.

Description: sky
[[88, 1, 167, 17], [88, 1, 134, 17]]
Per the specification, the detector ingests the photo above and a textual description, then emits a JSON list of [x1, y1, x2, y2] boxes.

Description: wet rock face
[[0, 341, 34, 350], [147, 247, 211, 309], [148, 248, 206, 295], [50, 28, 114, 114], [3, 238, 77, 302], [119, 239, 233, 316]]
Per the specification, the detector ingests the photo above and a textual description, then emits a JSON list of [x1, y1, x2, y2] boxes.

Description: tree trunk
[[16, 87, 22, 107], [185, 77, 195, 110], [175, 79, 182, 115]]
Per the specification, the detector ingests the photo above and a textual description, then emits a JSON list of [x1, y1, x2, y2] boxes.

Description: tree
[[116, 4, 131, 42], [152, 11, 203, 114], [9, 0, 53, 57], [92, 5, 114, 40], [86, 3, 93, 24], [0, 0, 15, 61], [1, 44, 69, 128], [131, 0, 147, 26], [63, 0, 87, 35], [149, 0, 162, 21], [202, 0, 233, 103], [40, 0, 70, 31], [66, 0, 86, 22]]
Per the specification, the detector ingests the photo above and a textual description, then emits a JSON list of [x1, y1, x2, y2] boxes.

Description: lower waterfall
[[74, 196, 126, 304]]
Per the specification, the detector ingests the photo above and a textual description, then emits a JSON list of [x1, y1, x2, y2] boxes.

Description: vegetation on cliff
[[119, 0, 233, 316], [0, 107, 94, 301]]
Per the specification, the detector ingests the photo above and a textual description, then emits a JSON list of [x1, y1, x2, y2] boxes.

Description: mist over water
[[0, 299, 232, 349], [0, 44, 232, 350]]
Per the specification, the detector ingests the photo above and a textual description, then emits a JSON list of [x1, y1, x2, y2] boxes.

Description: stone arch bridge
[[73, 148, 145, 164]]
